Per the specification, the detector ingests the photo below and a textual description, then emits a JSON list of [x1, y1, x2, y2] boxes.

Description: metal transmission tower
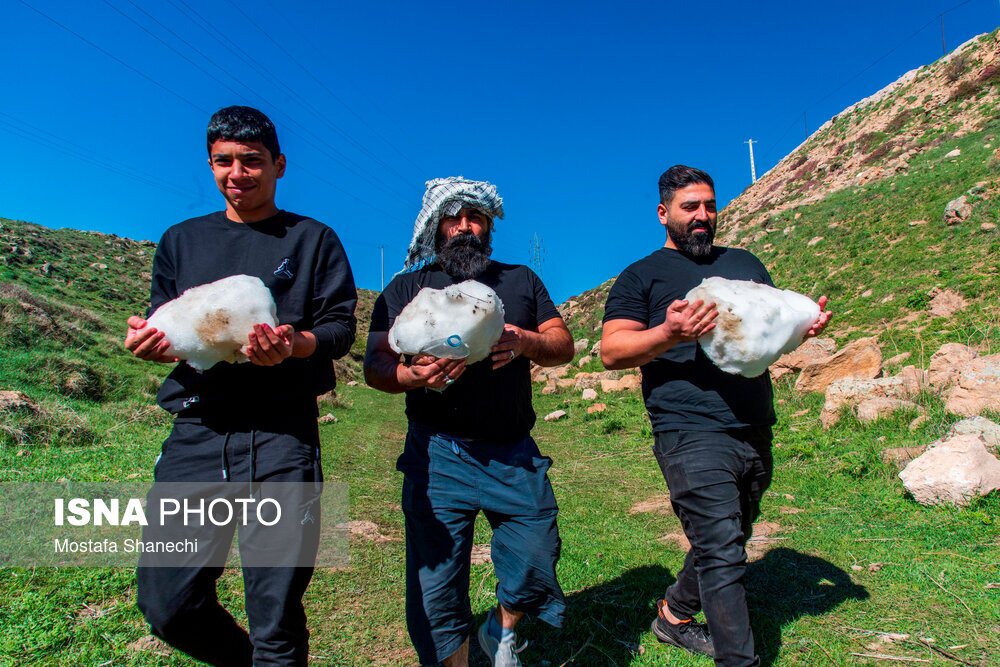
[[745, 139, 758, 183], [529, 233, 545, 277]]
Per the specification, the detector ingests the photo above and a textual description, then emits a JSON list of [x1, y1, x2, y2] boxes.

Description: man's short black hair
[[207, 106, 281, 160], [658, 165, 714, 204]]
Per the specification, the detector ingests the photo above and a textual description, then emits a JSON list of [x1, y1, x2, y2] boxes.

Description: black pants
[[136, 420, 322, 667], [653, 426, 773, 667]]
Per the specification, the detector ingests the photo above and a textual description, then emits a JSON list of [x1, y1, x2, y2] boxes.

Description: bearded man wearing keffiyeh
[[365, 176, 574, 666]]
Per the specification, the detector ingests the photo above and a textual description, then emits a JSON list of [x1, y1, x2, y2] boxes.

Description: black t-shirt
[[150, 210, 357, 424], [370, 262, 559, 441], [603, 246, 777, 433]]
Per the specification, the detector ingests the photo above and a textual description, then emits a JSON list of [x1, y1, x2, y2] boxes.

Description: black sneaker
[[650, 604, 715, 658]]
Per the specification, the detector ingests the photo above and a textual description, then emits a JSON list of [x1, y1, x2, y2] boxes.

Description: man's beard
[[667, 218, 715, 257], [436, 232, 492, 279]]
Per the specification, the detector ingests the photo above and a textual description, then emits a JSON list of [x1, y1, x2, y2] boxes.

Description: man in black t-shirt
[[124, 106, 357, 666], [365, 177, 573, 667], [601, 165, 830, 667]]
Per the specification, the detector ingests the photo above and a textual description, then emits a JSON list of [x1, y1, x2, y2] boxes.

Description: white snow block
[[685, 277, 819, 378], [389, 280, 505, 364], [147, 274, 278, 371]]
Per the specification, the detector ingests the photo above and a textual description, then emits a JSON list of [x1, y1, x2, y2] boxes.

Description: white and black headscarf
[[401, 176, 505, 273]]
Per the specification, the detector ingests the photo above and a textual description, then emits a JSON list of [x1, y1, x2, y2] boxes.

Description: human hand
[[662, 299, 718, 343], [490, 324, 527, 370], [124, 316, 178, 363], [246, 323, 295, 366], [401, 356, 467, 390], [806, 296, 832, 337]]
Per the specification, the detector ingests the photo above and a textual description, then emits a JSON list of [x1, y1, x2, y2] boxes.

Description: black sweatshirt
[[148, 210, 357, 423]]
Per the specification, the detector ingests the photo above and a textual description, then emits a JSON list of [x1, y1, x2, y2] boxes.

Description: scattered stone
[[796, 337, 882, 394], [586, 403, 606, 414], [318, 413, 337, 424], [897, 365, 930, 394], [541, 380, 557, 395], [577, 355, 592, 368], [944, 148, 962, 158], [544, 410, 567, 422], [746, 521, 786, 561], [590, 340, 602, 357], [600, 374, 641, 392], [40, 262, 51, 275], [791, 409, 810, 417], [909, 415, 930, 431], [851, 565, 864, 572], [868, 562, 884, 573], [899, 433, 1000, 506], [89, 262, 108, 270], [771, 337, 836, 381], [927, 343, 978, 389], [807, 236, 823, 247], [885, 352, 911, 366], [948, 416, 1000, 455], [881, 446, 928, 468], [928, 288, 968, 318], [581, 388, 598, 401], [856, 397, 923, 423], [821, 376, 914, 428], [908, 220, 928, 227], [572, 370, 620, 390], [794, 212, 802, 220], [861, 288, 873, 297], [573, 338, 590, 355], [346, 380, 358, 387], [556, 378, 577, 389], [470, 544, 492, 565], [944, 354, 1000, 416], [629, 494, 672, 515], [943, 195, 972, 225], [343, 520, 397, 543], [981, 222, 997, 232], [779, 506, 803, 515], [0, 390, 39, 414]]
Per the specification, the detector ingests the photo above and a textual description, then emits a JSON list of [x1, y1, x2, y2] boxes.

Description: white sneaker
[[477, 611, 529, 667]]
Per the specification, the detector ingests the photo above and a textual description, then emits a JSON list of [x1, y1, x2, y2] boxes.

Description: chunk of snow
[[686, 277, 819, 378], [147, 274, 278, 371], [389, 280, 505, 364]]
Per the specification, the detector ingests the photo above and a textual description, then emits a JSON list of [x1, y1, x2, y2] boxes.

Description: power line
[[110, 0, 413, 208], [222, 0, 428, 180], [163, 0, 415, 204]]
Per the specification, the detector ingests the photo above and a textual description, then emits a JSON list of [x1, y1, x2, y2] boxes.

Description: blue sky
[[2, 0, 997, 302]]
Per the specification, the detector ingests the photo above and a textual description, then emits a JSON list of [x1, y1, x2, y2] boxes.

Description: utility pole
[[529, 233, 544, 277], [380, 245, 384, 291], [744, 139, 758, 183], [940, 14, 947, 55]]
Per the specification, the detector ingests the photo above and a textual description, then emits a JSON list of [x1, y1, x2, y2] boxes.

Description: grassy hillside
[[1, 30, 999, 667]]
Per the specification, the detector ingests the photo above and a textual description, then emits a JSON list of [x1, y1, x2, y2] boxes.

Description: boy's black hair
[[206, 106, 281, 160]]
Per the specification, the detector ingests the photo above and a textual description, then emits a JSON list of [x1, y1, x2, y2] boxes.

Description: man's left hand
[[806, 296, 833, 338], [490, 324, 528, 370], [246, 323, 295, 366]]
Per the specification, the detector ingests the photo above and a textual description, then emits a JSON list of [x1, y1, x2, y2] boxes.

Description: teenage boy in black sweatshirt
[[124, 105, 357, 666]]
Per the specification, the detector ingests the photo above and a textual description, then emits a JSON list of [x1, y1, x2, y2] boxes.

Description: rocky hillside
[[561, 29, 1000, 362]]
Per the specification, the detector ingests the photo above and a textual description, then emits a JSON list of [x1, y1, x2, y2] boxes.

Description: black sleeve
[[369, 276, 410, 334], [309, 227, 358, 360], [743, 250, 774, 287], [602, 267, 649, 325], [528, 268, 561, 328], [147, 229, 178, 317]]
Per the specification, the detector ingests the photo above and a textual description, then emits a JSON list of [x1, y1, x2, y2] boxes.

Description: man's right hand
[[124, 316, 178, 363], [399, 355, 467, 391], [661, 298, 718, 343]]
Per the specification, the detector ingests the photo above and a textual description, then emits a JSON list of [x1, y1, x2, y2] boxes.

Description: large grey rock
[[771, 337, 836, 381], [948, 416, 1000, 454], [796, 337, 882, 394], [944, 354, 1000, 417], [927, 343, 978, 389], [943, 195, 972, 225], [821, 376, 913, 428], [899, 434, 1000, 506]]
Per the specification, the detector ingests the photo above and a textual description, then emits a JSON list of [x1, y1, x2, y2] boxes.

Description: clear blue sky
[[3, 0, 997, 302]]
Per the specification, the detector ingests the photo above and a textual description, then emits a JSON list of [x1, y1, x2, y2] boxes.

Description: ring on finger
[[508, 350, 515, 361], [444, 377, 455, 386]]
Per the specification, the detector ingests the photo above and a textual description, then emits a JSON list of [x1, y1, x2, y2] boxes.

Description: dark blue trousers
[[653, 426, 773, 667], [398, 424, 565, 665]]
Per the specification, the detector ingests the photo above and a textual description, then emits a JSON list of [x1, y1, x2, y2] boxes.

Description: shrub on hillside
[[0, 400, 96, 448]]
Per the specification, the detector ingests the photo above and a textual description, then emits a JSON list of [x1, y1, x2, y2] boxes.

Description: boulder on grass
[[796, 337, 882, 394], [944, 354, 1000, 417], [947, 416, 1000, 455], [770, 337, 837, 381], [927, 343, 978, 389], [821, 376, 914, 428], [899, 434, 1000, 506], [855, 397, 923, 423]]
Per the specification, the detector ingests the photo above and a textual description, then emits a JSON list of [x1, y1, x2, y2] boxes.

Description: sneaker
[[650, 601, 715, 658], [477, 610, 529, 667]]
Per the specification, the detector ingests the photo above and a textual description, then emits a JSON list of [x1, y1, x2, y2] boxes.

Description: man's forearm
[[364, 352, 409, 394], [522, 329, 574, 367], [601, 327, 677, 370]]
